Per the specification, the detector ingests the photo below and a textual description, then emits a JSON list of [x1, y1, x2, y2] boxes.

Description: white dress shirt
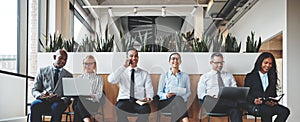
[[79, 73, 103, 103], [108, 66, 154, 101], [197, 70, 237, 99]]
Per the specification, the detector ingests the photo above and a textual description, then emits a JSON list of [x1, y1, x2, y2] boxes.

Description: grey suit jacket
[[32, 66, 73, 104]]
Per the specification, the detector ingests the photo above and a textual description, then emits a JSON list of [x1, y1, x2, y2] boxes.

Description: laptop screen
[[219, 87, 250, 102], [62, 78, 91, 96]]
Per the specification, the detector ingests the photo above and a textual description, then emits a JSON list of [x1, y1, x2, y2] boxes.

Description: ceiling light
[[108, 7, 113, 16], [133, 7, 138, 15], [162, 7, 166, 17], [191, 6, 198, 16], [212, 17, 224, 20]]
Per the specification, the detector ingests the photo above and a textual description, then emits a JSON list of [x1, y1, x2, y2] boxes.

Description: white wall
[[37, 52, 260, 75], [285, 0, 300, 121], [229, 0, 285, 52], [0, 74, 25, 120]]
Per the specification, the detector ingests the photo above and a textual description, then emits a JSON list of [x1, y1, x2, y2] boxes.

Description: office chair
[[90, 91, 106, 122], [26, 106, 72, 122], [156, 110, 172, 122], [199, 100, 230, 122], [244, 112, 260, 122]]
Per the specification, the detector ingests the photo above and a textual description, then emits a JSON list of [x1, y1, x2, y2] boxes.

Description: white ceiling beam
[[83, 4, 208, 9]]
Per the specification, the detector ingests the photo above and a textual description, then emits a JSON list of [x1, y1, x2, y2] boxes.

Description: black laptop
[[218, 87, 250, 102]]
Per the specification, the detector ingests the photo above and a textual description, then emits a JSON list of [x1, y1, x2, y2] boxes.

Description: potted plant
[[115, 31, 135, 52], [181, 30, 195, 47], [192, 36, 209, 52], [206, 30, 223, 52], [156, 35, 170, 52], [63, 37, 79, 52], [174, 32, 191, 52], [39, 32, 64, 52], [246, 31, 261, 53], [94, 34, 114, 52], [224, 33, 241, 52]]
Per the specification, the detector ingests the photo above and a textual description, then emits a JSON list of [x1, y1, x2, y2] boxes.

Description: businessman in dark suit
[[245, 52, 290, 122], [31, 49, 73, 122]]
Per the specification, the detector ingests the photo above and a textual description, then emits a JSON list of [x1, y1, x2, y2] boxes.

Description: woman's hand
[[265, 100, 278, 106], [90, 94, 96, 99], [254, 97, 263, 105], [166, 93, 176, 98], [142, 97, 151, 102]]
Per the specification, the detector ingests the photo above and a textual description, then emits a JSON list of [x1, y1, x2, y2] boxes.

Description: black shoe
[[248, 104, 259, 116], [153, 95, 160, 108]]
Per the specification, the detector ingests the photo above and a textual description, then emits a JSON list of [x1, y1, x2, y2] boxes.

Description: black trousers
[[200, 96, 242, 122], [258, 104, 290, 122], [116, 99, 151, 122], [72, 97, 100, 122], [156, 96, 189, 122]]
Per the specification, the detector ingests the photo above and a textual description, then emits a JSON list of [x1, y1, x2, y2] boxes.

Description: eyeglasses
[[83, 62, 95, 66], [212, 61, 224, 65], [171, 57, 180, 61]]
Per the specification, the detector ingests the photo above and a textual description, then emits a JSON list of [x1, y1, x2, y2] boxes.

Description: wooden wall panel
[[97, 74, 246, 121]]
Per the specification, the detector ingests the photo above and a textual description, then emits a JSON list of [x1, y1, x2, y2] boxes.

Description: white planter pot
[[37, 52, 260, 74]]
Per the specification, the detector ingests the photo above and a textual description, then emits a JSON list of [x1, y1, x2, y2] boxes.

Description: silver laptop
[[219, 87, 250, 102], [62, 78, 91, 96]]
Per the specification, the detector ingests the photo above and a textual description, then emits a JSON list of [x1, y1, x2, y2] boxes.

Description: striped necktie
[[217, 71, 224, 95]]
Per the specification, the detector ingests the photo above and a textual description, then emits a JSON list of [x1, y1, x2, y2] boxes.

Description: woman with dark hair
[[245, 52, 290, 122], [155, 52, 191, 122]]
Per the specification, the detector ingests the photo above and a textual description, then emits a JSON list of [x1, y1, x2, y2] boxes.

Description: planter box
[[37, 52, 260, 74]]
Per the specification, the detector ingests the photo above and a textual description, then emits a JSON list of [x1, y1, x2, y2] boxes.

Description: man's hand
[[38, 91, 50, 100], [123, 59, 132, 67], [38, 92, 60, 102]]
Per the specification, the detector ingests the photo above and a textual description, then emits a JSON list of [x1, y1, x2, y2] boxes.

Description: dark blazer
[[244, 72, 277, 104], [32, 66, 73, 104]]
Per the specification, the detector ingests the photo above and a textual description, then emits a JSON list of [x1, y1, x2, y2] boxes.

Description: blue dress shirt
[[259, 71, 269, 92], [157, 70, 191, 102]]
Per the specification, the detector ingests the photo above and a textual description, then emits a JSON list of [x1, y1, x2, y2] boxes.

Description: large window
[[74, 15, 90, 43], [0, 0, 18, 73], [72, 0, 94, 47]]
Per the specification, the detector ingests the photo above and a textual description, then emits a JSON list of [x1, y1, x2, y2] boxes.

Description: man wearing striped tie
[[197, 52, 242, 122]]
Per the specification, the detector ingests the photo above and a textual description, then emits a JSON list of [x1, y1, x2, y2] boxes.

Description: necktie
[[217, 71, 224, 95], [130, 69, 135, 101], [54, 68, 59, 87]]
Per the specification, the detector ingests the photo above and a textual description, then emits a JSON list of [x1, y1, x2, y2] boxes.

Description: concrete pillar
[[285, 0, 300, 121]]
